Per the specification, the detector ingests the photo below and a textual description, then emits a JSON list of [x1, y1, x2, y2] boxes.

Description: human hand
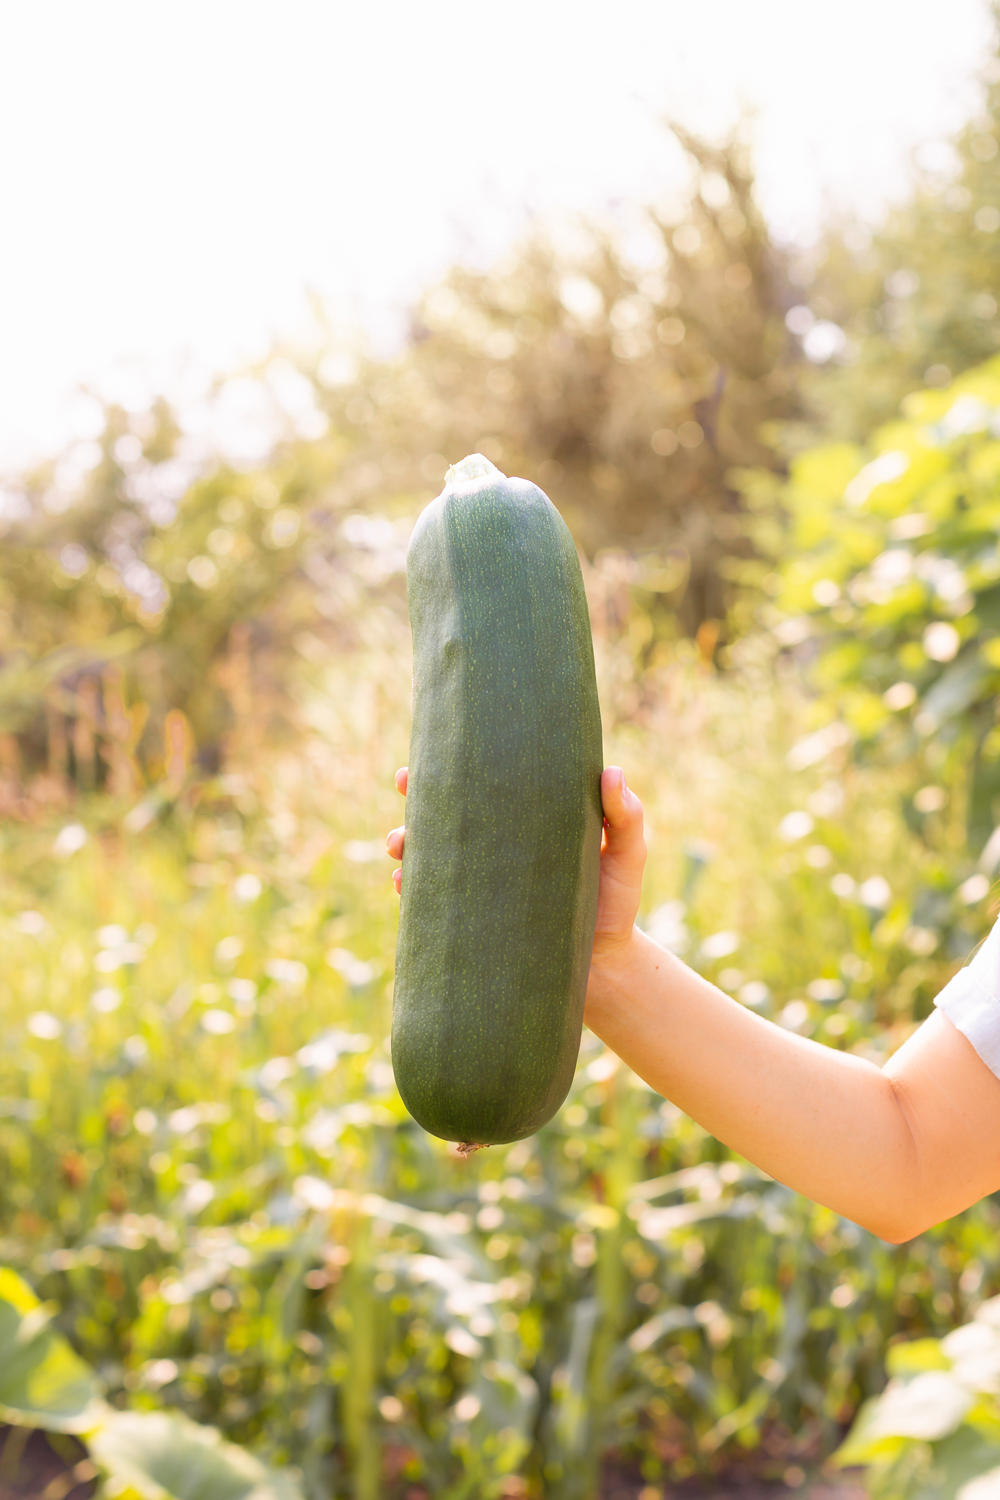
[[386, 765, 645, 958], [590, 766, 646, 965], [386, 766, 408, 895]]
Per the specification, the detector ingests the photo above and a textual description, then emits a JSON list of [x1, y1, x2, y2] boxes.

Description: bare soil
[[0, 1420, 868, 1500], [0, 1426, 96, 1500]]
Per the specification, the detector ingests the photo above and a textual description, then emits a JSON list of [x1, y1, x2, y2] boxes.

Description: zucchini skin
[[392, 464, 603, 1145]]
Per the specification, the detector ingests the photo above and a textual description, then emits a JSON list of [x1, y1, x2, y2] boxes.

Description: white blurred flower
[[739, 981, 770, 1009], [28, 1011, 61, 1039], [343, 839, 386, 864], [91, 988, 122, 1013], [701, 931, 740, 961], [181, 1179, 215, 1215], [258, 1056, 296, 1090], [53, 823, 87, 857], [202, 1009, 236, 1035], [326, 949, 378, 987], [858, 876, 892, 910], [805, 845, 833, 868], [297, 1029, 370, 1073], [807, 979, 844, 1002], [97, 924, 128, 947], [884, 682, 917, 711], [214, 935, 244, 966], [234, 873, 263, 902], [904, 926, 939, 956], [228, 978, 258, 1014], [142, 1359, 179, 1389], [293, 1175, 336, 1212], [924, 621, 960, 662], [803, 320, 846, 363], [787, 723, 850, 771], [644, 900, 689, 954], [959, 873, 990, 905], [452, 1392, 482, 1419], [265, 958, 308, 990], [811, 578, 840, 606], [778, 810, 814, 841]]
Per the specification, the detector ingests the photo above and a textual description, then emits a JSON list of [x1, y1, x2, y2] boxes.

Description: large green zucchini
[[392, 454, 603, 1147]]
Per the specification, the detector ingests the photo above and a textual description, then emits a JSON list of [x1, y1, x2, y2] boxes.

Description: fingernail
[[618, 769, 627, 794]]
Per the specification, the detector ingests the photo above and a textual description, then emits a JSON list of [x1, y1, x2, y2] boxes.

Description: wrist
[[591, 924, 641, 967], [586, 926, 643, 1022]]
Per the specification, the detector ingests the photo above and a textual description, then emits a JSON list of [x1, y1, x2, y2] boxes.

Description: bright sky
[[0, 0, 993, 469]]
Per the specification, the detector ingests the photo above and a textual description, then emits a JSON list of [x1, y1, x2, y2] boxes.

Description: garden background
[[6, 10, 1000, 1500]]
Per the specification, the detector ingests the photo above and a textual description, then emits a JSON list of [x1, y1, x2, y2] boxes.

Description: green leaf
[[953, 1463, 1000, 1500], [887, 1339, 952, 1377], [872, 1373, 974, 1442], [835, 1373, 978, 1470], [0, 1268, 100, 1432], [834, 1397, 909, 1468], [932, 1423, 1000, 1500], [789, 443, 865, 506], [89, 1411, 305, 1500]]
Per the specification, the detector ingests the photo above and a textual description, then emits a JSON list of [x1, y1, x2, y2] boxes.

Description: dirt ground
[[0, 1422, 867, 1500], [599, 1469, 866, 1500], [0, 1426, 96, 1500]]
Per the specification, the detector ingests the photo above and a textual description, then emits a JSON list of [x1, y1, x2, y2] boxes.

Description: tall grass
[[0, 561, 997, 1497]]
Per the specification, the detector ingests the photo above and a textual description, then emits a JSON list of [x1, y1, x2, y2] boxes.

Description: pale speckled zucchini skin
[[392, 465, 603, 1145]]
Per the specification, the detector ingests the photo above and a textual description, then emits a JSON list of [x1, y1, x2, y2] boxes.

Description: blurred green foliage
[[317, 123, 799, 633], [4, 12, 1000, 1500], [0, 1266, 303, 1498], [757, 358, 1000, 855], [0, 121, 801, 797], [833, 1296, 1000, 1500], [0, 588, 998, 1499]]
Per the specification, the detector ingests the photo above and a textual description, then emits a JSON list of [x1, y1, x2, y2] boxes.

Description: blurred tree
[[314, 124, 801, 634], [22, 42, 1000, 796], [0, 393, 365, 791], [0, 117, 803, 800], [792, 6, 1000, 440]]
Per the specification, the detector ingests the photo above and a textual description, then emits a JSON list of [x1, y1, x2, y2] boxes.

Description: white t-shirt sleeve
[[934, 919, 1000, 1080]]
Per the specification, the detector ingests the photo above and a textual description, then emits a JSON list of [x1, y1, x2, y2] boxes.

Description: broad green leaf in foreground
[[835, 1301, 1000, 1492], [958, 1464, 1000, 1500], [835, 1370, 973, 1464], [0, 1268, 100, 1432], [89, 1411, 304, 1500]]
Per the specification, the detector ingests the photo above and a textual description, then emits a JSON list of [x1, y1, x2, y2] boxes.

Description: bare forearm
[[586, 930, 920, 1241], [389, 763, 1000, 1236]]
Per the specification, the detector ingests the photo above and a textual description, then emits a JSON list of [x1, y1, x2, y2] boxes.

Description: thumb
[[601, 766, 645, 860], [592, 766, 646, 949]]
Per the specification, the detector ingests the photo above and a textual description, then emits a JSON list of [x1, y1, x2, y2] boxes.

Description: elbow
[[866, 1217, 920, 1246], [850, 1207, 924, 1245], [866, 1078, 926, 1244]]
